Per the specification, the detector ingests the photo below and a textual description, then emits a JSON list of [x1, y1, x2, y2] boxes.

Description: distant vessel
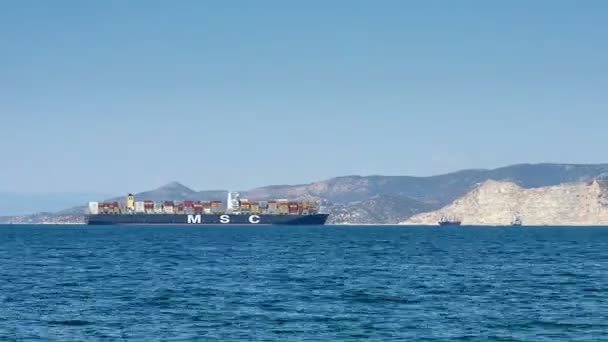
[[438, 215, 461, 226], [511, 214, 523, 226], [86, 192, 329, 225]]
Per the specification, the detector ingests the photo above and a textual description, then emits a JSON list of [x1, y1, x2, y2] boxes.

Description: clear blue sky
[[1, 0, 607, 194]]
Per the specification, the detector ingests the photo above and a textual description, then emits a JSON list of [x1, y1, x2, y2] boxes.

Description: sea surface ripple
[[0, 225, 607, 341]]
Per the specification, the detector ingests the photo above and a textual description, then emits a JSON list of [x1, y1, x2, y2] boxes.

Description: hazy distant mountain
[[0, 192, 109, 216], [3, 163, 608, 224], [115, 181, 227, 203]]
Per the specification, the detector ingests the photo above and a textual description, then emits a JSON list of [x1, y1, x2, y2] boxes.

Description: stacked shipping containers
[[184, 201, 194, 214], [301, 201, 310, 215], [211, 201, 222, 214], [288, 202, 300, 215], [193, 202, 203, 214], [163, 201, 174, 214], [267, 201, 278, 214], [135, 201, 145, 213], [144, 201, 154, 213], [175, 202, 184, 214], [88, 196, 320, 216], [239, 199, 250, 213], [259, 201, 268, 214], [277, 200, 289, 215]]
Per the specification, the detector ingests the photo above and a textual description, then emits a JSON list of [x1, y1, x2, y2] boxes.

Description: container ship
[[85, 192, 329, 225]]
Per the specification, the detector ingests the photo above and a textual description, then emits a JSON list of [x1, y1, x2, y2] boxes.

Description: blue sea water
[[0, 225, 607, 341]]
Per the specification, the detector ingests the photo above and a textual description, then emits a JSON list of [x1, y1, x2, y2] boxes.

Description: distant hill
[[243, 163, 608, 206], [114, 182, 227, 203], [3, 163, 608, 224]]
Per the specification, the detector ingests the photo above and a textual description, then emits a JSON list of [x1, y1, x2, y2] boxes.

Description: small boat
[[511, 214, 522, 226], [438, 215, 461, 226]]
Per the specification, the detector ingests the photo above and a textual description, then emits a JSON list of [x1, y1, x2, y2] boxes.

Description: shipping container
[[144, 201, 154, 213], [267, 201, 278, 214], [210, 201, 223, 213], [239, 199, 251, 212], [88, 202, 99, 215], [278, 204, 289, 215], [288, 202, 300, 215], [111, 202, 120, 214], [135, 201, 145, 213]]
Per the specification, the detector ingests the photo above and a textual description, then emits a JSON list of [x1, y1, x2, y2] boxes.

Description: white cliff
[[401, 179, 608, 225]]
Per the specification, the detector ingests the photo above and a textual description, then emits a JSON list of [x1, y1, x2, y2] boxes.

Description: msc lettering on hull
[[186, 214, 261, 224], [187, 214, 202, 224]]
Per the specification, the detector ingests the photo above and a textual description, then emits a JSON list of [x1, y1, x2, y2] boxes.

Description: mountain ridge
[[2, 162, 608, 224]]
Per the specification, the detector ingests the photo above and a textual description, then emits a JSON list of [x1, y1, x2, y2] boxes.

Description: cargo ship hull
[[86, 213, 329, 225]]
